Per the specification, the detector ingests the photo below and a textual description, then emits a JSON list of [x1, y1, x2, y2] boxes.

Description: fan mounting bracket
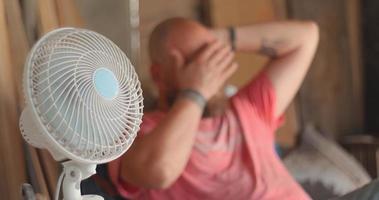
[[61, 161, 104, 200]]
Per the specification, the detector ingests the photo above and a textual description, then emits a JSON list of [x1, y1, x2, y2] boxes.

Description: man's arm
[[121, 97, 203, 188], [121, 41, 237, 189], [214, 21, 319, 117]]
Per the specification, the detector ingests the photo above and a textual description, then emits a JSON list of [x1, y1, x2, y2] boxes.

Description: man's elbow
[[147, 166, 179, 189], [303, 21, 320, 43], [123, 163, 180, 189]]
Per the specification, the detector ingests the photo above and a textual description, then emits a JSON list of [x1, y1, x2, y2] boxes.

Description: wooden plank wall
[[287, 0, 364, 137], [362, 0, 379, 134]]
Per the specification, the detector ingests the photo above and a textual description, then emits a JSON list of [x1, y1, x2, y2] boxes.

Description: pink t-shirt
[[108, 72, 310, 200]]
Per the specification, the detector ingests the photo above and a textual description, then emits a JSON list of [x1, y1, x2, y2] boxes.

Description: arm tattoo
[[259, 39, 281, 57]]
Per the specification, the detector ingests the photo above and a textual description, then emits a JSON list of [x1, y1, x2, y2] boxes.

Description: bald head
[[148, 18, 228, 116], [148, 18, 215, 65]]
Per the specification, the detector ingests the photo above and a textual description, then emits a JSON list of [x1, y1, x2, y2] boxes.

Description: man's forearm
[[236, 21, 316, 57], [213, 20, 319, 117], [121, 97, 203, 188], [215, 21, 316, 57]]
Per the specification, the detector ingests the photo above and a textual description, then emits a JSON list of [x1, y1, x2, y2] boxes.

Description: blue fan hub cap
[[93, 68, 119, 100]]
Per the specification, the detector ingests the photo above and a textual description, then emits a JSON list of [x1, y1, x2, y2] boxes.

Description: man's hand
[[171, 40, 238, 100]]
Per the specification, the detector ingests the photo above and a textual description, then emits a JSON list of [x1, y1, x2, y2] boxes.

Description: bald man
[[108, 18, 319, 199]]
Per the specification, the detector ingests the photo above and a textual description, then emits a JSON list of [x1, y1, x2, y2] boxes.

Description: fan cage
[[24, 28, 143, 163]]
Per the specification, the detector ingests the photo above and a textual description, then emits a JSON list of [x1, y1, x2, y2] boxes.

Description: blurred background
[[2, 0, 379, 199]]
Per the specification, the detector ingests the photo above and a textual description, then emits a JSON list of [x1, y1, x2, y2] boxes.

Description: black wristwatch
[[228, 26, 236, 51]]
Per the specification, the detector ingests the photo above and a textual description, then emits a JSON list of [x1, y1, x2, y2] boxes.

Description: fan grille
[[26, 28, 143, 162]]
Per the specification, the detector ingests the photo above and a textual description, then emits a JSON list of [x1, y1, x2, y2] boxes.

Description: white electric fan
[[19, 28, 144, 200]]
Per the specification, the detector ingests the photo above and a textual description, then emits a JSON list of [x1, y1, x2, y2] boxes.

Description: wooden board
[[22, 0, 38, 45], [37, 0, 59, 34], [26, 146, 50, 199], [346, 0, 364, 125], [55, 0, 83, 27], [4, 0, 30, 100], [0, 0, 27, 199], [37, 150, 60, 198], [361, 1, 379, 133], [287, 0, 364, 137]]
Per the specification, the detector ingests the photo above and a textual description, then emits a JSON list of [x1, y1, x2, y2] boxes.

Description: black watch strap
[[228, 26, 236, 51]]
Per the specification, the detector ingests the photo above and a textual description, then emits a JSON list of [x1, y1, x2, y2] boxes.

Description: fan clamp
[[61, 161, 104, 200]]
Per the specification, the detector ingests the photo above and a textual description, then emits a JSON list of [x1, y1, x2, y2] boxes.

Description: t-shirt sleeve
[[232, 70, 284, 130], [138, 112, 162, 136], [107, 112, 163, 198]]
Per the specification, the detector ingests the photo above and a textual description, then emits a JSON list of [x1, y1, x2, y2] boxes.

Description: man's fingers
[[219, 51, 235, 68], [208, 45, 232, 66], [169, 49, 185, 77], [196, 40, 223, 62], [170, 49, 185, 68], [220, 62, 239, 81], [210, 50, 235, 73]]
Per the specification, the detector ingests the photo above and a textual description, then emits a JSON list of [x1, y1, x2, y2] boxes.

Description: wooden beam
[[37, 0, 59, 35], [22, 0, 38, 45], [55, 0, 83, 27], [5, 0, 29, 103], [0, 0, 27, 198], [346, 0, 364, 134], [287, 0, 364, 136]]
